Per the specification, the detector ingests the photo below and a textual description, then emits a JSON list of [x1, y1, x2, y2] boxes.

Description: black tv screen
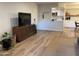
[[18, 12, 31, 26]]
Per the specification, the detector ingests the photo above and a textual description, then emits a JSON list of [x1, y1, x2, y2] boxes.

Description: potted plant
[[1, 32, 11, 50]]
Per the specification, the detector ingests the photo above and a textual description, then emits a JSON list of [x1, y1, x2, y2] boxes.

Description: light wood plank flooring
[[0, 28, 79, 56]]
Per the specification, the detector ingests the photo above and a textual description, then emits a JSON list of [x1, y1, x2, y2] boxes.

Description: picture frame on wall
[[42, 13, 44, 19]]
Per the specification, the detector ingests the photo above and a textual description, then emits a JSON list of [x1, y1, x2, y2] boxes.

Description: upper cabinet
[[51, 8, 64, 21], [65, 11, 79, 17]]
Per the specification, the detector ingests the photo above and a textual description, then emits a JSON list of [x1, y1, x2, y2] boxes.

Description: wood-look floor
[[0, 28, 79, 56]]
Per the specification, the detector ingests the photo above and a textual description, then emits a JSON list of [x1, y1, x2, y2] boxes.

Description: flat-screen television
[[18, 12, 31, 26]]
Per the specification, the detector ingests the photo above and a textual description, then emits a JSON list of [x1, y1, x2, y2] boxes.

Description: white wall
[[38, 4, 58, 21], [37, 3, 64, 31], [0, 2, 38, 40]]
